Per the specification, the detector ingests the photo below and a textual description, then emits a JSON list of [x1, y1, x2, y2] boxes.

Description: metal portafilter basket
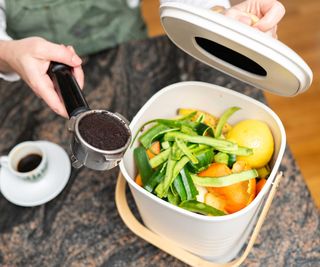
[[48, 62, 132, 171]]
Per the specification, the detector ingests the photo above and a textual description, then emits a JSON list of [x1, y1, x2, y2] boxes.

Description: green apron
[[5, 0, 148, 55]]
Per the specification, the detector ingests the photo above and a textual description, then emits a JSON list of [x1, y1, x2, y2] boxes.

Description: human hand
[[224, 0, 286, 38], [0, 37, 84, 117]]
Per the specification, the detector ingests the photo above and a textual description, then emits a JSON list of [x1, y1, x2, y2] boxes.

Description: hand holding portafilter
[[48, 62, 131, 171]]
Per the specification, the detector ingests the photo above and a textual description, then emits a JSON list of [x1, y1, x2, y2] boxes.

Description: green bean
[[144, 167, 165, 193], [164, 132, 236, 149], [187, 148, 214, 173], [175, 138, 198, 164], [173, 174, 187, 202], [172, 156, 190, 179], [139, 124, 178, 149], [179, 200, 226, 216], [149, 148, 171, 168], [167, 187, 181, 205], [214, 152, 229, 165], [191, 169, 258, 187], [214, 106, 240, 138], [180, 168, 198, 200], [155, 156, 176, 198]]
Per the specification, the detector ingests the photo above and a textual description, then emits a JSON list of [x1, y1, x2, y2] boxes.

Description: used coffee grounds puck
[[78, 112, 129, 151]]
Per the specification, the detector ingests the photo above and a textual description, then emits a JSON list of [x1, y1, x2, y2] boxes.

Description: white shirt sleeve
[[0, 0, 11, 41], [160, 0, 231, 9], [0, 0, 20, 82]]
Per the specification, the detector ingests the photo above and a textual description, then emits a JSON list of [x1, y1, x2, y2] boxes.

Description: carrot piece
[[199, 162, 256, 214], [199, 162, 232, 177], [135, 174, 143, 187], [256, 178, 267, 195], [146, 141, 161, 159]]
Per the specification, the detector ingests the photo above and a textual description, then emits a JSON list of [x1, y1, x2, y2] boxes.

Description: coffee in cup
[[17, 153, 43, 173], [0, 141, 48, 181]]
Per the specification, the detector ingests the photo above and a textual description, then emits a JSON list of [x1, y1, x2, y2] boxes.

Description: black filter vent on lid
[[195, 37, 267, 76]]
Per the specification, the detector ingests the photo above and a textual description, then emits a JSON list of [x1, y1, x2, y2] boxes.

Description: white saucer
[[0, 141, 71, 207]]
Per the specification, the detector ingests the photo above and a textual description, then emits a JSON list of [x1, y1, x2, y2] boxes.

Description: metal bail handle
[[47, 62, 90, 117]]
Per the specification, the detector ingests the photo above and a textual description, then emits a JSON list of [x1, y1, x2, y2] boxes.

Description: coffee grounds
[[78, 113, 129, 151]]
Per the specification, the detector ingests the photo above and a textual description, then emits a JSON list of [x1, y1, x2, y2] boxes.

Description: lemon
[[227, 119, 274, 168]]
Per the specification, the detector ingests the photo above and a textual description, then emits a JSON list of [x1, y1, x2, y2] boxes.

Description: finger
[[73, 65, 85, 89], [39, 75, 68, 117], [224, 8, 245, 20], [224, 9, 256, 26], [254, 1, 285, 32], [238, 15, 254, 26], [224, 9, 251, 25], [36, 40, 82, 67], [29, 72, 68, 117], [67, 46, 85, 89]]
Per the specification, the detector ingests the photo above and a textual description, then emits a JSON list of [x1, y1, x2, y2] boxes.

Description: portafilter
[[48, 62, 131, 171]]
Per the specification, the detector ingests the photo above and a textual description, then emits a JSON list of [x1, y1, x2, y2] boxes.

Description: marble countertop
[[0, 36, 319, 266]]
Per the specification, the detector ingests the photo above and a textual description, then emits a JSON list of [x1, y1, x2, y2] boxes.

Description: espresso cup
[[0, 141, 48, 181]]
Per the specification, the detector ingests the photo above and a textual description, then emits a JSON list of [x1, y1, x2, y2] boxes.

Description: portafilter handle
[[47, 62, 90, 117]]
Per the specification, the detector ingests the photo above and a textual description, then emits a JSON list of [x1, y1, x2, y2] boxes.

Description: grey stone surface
[[0, 36, 319, 266]]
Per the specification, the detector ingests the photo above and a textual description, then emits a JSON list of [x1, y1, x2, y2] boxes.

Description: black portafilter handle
[[47, 62, 90, 118]]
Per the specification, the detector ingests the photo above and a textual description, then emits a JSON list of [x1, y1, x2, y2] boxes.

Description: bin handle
[[115, 172, 283, 267]]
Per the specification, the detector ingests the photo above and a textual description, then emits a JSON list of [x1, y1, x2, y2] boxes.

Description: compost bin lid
[[160, 3, 313, 96]]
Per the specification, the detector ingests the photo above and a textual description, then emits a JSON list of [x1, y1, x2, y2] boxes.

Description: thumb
[[253, 1, 285, 32]]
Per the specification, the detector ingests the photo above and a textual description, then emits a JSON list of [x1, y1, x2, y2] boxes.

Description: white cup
[[0, 141, 48, 181]]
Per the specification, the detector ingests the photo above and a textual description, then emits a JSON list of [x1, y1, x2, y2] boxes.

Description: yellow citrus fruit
[[227, 119, 274, 168]]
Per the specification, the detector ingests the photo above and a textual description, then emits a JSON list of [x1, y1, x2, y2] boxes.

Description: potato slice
[[205, 192, 227, 213]]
